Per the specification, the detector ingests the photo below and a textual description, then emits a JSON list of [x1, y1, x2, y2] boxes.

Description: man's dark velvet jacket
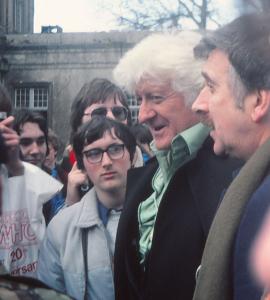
[[114, 136, 242, 300]]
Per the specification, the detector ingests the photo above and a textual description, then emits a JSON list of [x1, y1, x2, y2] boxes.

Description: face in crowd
[[73, 117, 136, 207], [19, 122, 47, 168], [136, 78, 198, 150], [82, 128, 132, 199], [44, 142, 57, 170], [113, 32, 204, 151], [192, 49, 256, 160], [82, 96, 129, 126]]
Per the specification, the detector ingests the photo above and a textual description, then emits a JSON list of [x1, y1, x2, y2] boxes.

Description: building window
[[127, 94, 139, 123], [14, 87, 48, 110]]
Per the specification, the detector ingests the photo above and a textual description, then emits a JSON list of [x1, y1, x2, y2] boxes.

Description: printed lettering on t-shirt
[[0, 209, 39, 276], [0, 209, 37, 249]]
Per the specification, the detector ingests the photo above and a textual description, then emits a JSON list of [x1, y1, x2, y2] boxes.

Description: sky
[[34, 0, 122, 33], [34, 0, 239, 33]]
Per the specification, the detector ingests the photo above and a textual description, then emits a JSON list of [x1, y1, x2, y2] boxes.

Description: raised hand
[[0, 116, 24, 176]]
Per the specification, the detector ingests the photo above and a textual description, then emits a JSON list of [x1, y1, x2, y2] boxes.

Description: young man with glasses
[[65, 78, 143, 206], [37, 117, 136, 300]]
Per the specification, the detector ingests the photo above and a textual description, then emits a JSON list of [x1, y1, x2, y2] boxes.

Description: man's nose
[[106, 109, 115, 120], [29, 141, 41, 154], [101, 151, 113, 166], [192, 88, 209, 115], [138, 99, 156, 124]]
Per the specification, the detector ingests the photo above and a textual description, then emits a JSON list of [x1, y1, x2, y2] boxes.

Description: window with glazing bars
[[127, 94, 139, 122], [14, 87, 48, 110]]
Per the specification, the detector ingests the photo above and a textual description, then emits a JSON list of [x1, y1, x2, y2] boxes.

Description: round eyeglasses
[[83, 143, 125, 164], [84, 106, 128, 122]]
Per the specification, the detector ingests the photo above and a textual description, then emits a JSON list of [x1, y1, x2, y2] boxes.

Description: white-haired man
[[113, 31, 242, 300]]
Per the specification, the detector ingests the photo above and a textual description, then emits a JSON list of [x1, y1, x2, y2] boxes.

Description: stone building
[[0, 1, 148, 144], [3, 31, 148, 143], [0, 0, 34, 34]]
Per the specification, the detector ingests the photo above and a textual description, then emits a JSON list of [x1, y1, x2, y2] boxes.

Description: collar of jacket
[[193, 137, 270, 300], [75, 188, 102, 228], [151, 123, 209, 183]]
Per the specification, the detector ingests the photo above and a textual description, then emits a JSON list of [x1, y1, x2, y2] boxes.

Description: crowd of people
[[1, 11, 270, 300]]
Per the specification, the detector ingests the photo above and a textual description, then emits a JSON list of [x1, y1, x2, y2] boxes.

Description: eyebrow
[[83, 142, 121, 151], [202, 71, 218, 87]]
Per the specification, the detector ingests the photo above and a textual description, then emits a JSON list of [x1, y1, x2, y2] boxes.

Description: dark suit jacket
[[233, 174, 270, 300], [114, 137, 242, 300]]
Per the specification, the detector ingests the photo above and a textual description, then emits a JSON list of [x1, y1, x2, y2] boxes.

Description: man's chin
[[154, 140, 171, 151], [213, 142, 227, 157], [152, 130, 174, 150], [25, 159, 42, 168]]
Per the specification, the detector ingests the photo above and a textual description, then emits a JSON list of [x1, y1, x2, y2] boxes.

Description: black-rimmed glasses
[[84, 106, 128, 122], [83, 143, 125, 164]]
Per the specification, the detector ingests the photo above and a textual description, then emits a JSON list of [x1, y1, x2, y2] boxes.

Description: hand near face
[[0, 116, 24, 176], [65, 161, 88, 206]]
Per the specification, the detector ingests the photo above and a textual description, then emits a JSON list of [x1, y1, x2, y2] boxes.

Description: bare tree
[[108, 0, 219, 30]]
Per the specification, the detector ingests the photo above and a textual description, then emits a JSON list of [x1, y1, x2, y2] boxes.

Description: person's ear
[[251, 90, 270, 122]]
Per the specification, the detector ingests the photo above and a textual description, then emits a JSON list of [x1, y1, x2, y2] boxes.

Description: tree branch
[[110, 0, 217, 30]]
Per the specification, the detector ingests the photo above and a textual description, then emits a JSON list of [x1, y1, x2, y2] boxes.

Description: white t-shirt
[[0, 162, 62, 277]]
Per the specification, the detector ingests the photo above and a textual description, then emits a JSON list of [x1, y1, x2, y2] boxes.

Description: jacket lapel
[[193, 138, 270, 300]]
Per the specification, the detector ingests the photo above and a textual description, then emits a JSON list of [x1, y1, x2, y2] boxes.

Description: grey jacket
[[37, 188, 120, 300]]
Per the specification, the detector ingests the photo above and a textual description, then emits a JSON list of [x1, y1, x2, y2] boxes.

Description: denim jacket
[[37, 188, 120, 300]]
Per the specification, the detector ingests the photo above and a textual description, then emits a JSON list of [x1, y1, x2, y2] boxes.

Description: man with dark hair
[[37, 117, 136, 300], [70, 78, 132, 141], [44, 128, 61, 170], [0, 125, 70, 297], [43, 129, 67, 221], [130, 123, 154, 163], [0, 87, 62, 277], [192, 12, 270, 300], [13, 110, 48, 168], [13, 111, 66, 223], [65, 78, 142, 207]]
